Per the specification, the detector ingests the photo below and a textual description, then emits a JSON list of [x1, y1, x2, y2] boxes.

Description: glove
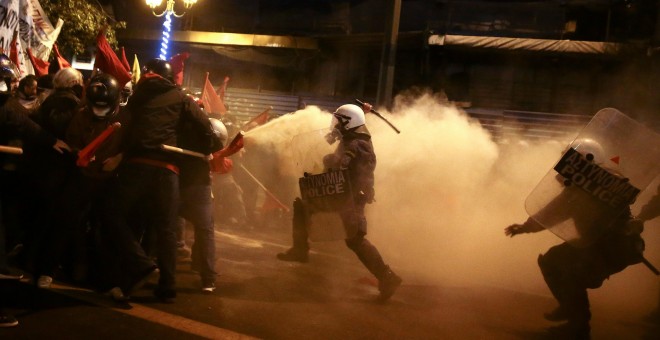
[[505, 224, 525, 237]]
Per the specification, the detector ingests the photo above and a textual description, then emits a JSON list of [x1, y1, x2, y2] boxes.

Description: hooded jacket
[[124, 73, 220, 164]]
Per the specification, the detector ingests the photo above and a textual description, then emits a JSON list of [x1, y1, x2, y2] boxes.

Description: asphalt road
[[1, 220, 658, 340]]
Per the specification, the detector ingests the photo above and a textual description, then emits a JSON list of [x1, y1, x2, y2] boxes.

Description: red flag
[[261, 194, 284, 212], [209, 157, 233, 174], [77, 122, 121, 167], [27, 48, 49, 77], [53, 44, 71, 70], [169, 52, 190, 86], [93, 30, 131, 86], [213, 132, 244, 158], [217, 76, 230, 99], [9, 31, 21, 77], [242, 107, 271, 131], [201, 72, 226, 115], [119, 47, 130, 72]]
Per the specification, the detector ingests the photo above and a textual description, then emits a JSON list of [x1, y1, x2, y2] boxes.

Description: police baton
[[354, 99, 400, 134], [642, 257, 660, 276]]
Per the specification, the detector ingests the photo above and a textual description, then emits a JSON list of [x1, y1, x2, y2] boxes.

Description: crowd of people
[[0, 56, 226, 326], [0, 49, 403, 329], [1, 49, 658, 339]]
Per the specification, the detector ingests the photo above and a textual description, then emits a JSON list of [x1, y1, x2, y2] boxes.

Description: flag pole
[[201, 72, 209, 97], [239, 164, 290, 212]]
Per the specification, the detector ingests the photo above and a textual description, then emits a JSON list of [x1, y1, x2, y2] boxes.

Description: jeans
[[180, 182, 217, 285]]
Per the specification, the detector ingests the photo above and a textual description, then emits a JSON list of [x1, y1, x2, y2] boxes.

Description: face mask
[[92, 106, 112, 118]]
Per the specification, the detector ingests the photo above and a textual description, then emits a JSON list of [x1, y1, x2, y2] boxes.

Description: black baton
[[354, 99, 401, 134]]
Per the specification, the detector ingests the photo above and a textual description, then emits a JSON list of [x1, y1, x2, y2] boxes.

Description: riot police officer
[[505, 138, 647, 339], [277, 103, 402, 301]]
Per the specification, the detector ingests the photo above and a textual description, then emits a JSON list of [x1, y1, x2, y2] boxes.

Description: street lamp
[[145, 0, 197, 60], [146, 0, 198, 17]]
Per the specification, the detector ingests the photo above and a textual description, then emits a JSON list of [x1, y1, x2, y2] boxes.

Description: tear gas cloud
[[243, 91, 659, 316]]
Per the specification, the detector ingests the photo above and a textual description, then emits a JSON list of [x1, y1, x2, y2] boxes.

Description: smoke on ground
[[243, 91, 659, 317]]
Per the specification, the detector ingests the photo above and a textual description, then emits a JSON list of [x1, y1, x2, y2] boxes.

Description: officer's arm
[[505, 217, 545, 237]]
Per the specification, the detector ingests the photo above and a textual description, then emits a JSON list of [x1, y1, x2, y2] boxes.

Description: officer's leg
[[343, 203, 401, 300], [276, 198, 309, 262], [538, 243, 575, 321]]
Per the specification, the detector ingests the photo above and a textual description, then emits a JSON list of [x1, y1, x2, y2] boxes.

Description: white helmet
[[571, 138, 605, 164], [332, 104, 366, 131], [210, 118, 228, 148], [53, 68, 83, 89]]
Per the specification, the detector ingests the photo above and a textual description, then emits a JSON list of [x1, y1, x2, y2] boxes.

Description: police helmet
[[332, 104, 366, 130], [143, 58, 173, 82], [86, 73, 120, 118]]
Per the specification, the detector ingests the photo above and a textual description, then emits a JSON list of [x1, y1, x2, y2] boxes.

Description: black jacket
[[124, 74, 221, 164], [0, 97, 56, 167]]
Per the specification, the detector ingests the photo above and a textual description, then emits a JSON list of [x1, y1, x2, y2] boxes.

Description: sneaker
[[104, 287, 129, 302], [202, 282, 216, 294], [0, 313, 18, 328], [127, 266, 159, 296], [544, 306, 569, 322], [276, 248, 309, 263], [37, 275, 53, 289], [378, 269, 402, 301]]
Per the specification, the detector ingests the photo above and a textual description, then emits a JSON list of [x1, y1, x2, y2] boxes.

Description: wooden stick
[[160, 144, 208, 159], [0, 145, 23, 155]]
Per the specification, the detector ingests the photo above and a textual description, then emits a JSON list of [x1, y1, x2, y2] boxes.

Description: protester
[[177, 117, 227, 293], [23, 67, 84, 289], [102, 58, 222, 302], [1, 71, 70, 327], [15, 75, 40, 114], [277, 103, 403, 301], [34, 73, 126, 291]]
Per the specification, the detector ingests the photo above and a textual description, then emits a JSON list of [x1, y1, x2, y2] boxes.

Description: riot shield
[[525, 108, 660, 247], [299, 170, 355, 241], [291, 129, 353, 241]]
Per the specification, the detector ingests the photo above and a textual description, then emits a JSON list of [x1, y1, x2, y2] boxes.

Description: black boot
[[378, 267, 402, 301], [276, 247, 309, 263]]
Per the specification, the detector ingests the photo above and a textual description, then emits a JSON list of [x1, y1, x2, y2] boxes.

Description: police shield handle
[[77, 122, 121, 167], [354, 99, 401, 134], [0, 145, 23, 155], [160, 144, 210, 160]]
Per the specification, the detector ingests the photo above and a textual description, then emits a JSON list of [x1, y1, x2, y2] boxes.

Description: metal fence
[[221, 88, 646, 143]]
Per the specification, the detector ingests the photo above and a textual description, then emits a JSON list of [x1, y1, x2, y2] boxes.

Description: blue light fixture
[[146, 0, 197, 60]]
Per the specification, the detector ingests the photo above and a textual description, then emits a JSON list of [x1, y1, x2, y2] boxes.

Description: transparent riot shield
[[290, 129, 353, 241], [525, 108, 660, 247]]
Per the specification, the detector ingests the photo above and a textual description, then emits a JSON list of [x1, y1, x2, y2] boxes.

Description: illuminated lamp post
[[145, 0, 198, 60]]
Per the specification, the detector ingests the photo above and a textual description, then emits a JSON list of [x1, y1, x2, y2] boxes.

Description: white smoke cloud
[[242, 91, 659, 316]]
